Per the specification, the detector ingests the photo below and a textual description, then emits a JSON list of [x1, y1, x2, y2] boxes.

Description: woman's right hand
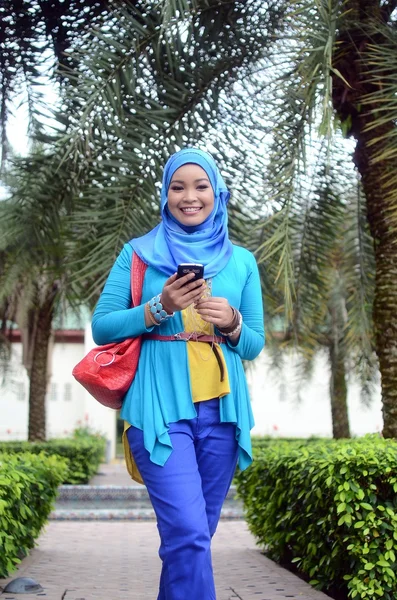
[[160, 273, 205, 313]]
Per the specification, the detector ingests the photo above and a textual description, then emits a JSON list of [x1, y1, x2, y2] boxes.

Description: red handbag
[[72, 252, 148, 409]]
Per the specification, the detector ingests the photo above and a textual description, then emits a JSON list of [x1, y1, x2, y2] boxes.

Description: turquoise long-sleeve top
[[92, 242, 265, 471]]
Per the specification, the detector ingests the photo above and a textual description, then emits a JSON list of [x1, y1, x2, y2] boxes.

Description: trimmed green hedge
[[0, 435, 106, 484], [0, 452, 68, 577], [251, 436, 328, 449], [236, 437, 397, 600]]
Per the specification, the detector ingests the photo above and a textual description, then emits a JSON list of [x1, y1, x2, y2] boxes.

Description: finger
[[195, 308, 223, 318], [196, 313, 212, 323], [180, 281, 206, 297], [196, 313, 223, 325], [164, 273, 178, 287], [195, 300, 227, 311], [181, 284, 206, 302], [184, 288, 207, 305], [195, 296, 226, 306], [173, 274, 201, 291]]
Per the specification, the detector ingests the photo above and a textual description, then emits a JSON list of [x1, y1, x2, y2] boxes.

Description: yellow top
[[182, 302, 230, 403], [123, 282, 230, 484]]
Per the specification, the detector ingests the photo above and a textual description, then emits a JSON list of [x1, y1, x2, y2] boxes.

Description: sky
[[7, 99, 30, 155], [0, 74, 60, 200], [0, 104, 29, 200]]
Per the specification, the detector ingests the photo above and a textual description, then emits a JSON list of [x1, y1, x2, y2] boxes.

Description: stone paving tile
[[0, 521, 330, 600], [89, 462, 132, 486]]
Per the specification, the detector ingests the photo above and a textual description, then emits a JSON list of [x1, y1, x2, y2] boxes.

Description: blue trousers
[[127, 398, 238, 600]]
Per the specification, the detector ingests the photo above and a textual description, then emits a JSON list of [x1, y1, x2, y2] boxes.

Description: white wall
[[0, 332, 117, 459], [247, 349, 383, 438], [47, 341, 88, 437], [0, 344, 29, 439], [0, 338, 383, 455], [80, 323, 117, 459]]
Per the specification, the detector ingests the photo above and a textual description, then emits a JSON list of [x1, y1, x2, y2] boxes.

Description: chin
[[179, 211, 205, 224], [182, 218, 205, 226]]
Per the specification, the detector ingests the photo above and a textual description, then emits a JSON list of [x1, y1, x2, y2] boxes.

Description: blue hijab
[[129, 148, 233, 279]]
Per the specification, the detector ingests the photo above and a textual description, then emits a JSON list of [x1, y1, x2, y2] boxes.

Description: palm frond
[[341, 176, 377, 400], [160, 0, 194, 26], [232, 0, 347, 320], [0, 0, 112, 163], [44, 0, 288, 300]]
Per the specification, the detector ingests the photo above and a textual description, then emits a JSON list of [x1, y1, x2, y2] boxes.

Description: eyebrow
[[170, 178, 209, 183]]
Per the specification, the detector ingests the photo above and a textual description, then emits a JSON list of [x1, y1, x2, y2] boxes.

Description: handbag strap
[[131, 252, 148, 307]]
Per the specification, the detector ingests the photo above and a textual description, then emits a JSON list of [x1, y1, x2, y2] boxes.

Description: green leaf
[[357, 489, 365, 500], [376, 559, 390, 567]]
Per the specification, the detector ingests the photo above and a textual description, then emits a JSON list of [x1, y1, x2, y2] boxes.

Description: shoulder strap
[[131, 252, 148, 307]]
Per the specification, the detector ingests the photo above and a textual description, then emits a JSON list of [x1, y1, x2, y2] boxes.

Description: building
[[0, 322, 383, 457], [0, 319, 118, 458]]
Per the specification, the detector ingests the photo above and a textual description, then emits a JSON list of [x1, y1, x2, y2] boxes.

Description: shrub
[[0, 452, 68, 577], [0, 436, 106, 484], [236, 437, 397, 600], [250, 435, 327, 450]]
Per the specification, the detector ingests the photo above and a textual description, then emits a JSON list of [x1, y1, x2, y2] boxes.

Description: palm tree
[[0, 149, 83, 440], [290, 165, 377, 438], [241, 153, 377, 439], [240, 0, 397, 438]]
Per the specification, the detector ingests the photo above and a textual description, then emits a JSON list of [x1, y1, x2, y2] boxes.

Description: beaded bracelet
[[148, 294, 175, 324]]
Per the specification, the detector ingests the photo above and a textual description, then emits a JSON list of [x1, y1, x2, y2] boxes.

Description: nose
[[183, 189, 198, 202]]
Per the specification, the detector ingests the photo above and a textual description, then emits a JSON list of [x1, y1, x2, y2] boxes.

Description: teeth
[[182, 207, 201, 213]]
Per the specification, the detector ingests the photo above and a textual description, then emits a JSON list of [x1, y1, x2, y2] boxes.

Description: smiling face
[[167, 163, 215, 226]]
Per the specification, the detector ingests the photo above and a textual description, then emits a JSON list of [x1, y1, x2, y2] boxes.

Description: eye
[[197, 185, 209, 190], [170, 185, 183, 191]]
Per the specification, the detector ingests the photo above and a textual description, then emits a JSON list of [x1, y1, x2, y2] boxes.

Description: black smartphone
[[177, 263, 204, 282]]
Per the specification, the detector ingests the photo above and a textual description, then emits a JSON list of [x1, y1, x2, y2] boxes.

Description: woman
[[92, 148, 264, 600]]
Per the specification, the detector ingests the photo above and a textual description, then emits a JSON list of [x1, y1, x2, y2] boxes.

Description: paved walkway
[[0, 463, 331, 600], [89, 460, 138, 486]]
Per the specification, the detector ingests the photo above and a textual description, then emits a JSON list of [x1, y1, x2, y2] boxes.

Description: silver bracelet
[[219, 310, 242, 337]]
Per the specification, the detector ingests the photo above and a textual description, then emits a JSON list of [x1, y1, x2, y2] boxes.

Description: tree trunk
[[27, 294, 55, 442], [354, 125, 397, 438], [329, 343, 350, 439], [329, 326, 350, 439], [332, 1, 397, 438]]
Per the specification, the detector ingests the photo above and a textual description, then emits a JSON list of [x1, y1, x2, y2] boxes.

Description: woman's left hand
[[194, 297, 234, 329]]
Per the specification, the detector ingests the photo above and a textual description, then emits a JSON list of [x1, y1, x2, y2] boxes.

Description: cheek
[[166, 195, 178, 213], [206, 194, 215, 211]]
